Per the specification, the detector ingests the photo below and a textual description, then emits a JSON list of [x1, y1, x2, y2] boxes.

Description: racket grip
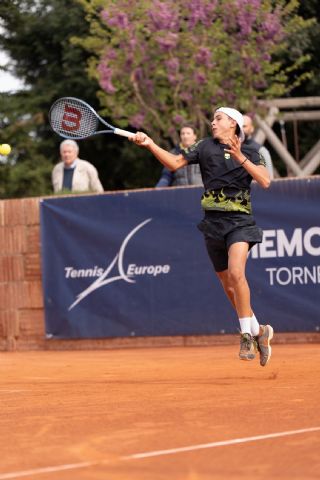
[[114, 128, 135, 139]]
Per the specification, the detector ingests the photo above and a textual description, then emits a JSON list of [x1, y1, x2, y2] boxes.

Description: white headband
[[216, 107, 245, 142]]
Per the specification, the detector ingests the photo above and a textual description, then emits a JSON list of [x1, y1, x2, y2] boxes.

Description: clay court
[[1, 343, 319, 480], [0, 196, 320, 479]]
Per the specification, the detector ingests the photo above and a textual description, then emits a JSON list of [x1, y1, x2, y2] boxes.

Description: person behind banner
[[155, 125, 203, 187], [52, 139, 104, 194], [130, 107, 274, 367]]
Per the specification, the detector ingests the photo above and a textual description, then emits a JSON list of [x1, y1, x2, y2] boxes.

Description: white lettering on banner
[[68, 219, 171, 311], [127, 264, 170, 277], [65, 266, 104, 278], [266, 266, 320, 286], [258, 230, 277, 258], [304, 227, 320, 256], [251, 226, 320, 259], [278, 229, 303, 257]]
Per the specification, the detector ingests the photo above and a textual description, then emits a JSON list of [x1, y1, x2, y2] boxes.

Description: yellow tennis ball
[[0, 144, 11, 156]]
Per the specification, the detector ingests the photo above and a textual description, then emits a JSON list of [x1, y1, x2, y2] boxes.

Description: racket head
[[49, 97, 107, 139]]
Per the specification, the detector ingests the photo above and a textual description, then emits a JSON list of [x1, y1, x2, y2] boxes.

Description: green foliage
[[76, 0, 314, 147], [270, 1, 320, 174], [0, 0, 155, 198], [0, 158, 53, 199], [0, 0, 319, 198]]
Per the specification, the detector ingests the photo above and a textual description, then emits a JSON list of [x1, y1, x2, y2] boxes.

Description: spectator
[[52, 139, 104, 193], [155, 126, 203, 187], [243, 115, 274, 179]]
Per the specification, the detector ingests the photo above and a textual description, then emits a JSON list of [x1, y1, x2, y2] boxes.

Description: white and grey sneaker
[[239, 333, 257, 361], [257, 325, 274, 366]]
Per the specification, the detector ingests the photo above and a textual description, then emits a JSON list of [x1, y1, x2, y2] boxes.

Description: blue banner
[[248, 177, 320, 334], [40, 177, 320, 339]]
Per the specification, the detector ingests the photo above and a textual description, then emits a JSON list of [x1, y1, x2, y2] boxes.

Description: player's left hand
[[224, 135, 242, 162]]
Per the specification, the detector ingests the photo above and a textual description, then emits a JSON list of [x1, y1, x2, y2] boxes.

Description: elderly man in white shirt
[[52, 139, 104, 193]]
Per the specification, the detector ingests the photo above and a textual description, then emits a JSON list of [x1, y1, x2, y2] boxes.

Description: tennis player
[[131, 107, 274, 366]]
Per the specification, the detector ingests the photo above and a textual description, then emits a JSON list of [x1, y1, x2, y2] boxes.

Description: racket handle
[[114, 128, 135, 139]]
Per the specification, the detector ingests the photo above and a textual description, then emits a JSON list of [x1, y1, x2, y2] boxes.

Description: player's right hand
[[131, 132, 153, 147]]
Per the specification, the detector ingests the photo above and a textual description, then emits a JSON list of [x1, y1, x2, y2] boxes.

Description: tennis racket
[[49, 97, 135, 140]]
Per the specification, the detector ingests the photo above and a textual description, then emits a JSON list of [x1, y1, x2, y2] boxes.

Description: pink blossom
[[165, 57, 180, 74], [166, 57, 180, 71], [130, 112, 145, 129], [194, 72, 206, 84], [196, 47, 212, 67], [101, 10, 129, 30], [262, 12, 283, 41], [262, 53, 271, 62], [155, 33, 179, 52], [167, 74, 181, 86], [181, 92, 193, 102], [105, 49, 117, 61], [98, 63, 116, 94], [243, 57, 261, 74], [237, 9, 257, 36], [148, 1, 179, 31], [188, 0, 218, 28], [173, 114, 184, 124], [129, 37, 137, 50]]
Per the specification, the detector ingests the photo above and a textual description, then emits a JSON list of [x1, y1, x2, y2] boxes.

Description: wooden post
[[255, 115, 303, 176]]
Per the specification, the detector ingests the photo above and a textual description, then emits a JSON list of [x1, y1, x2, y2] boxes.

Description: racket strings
[[50, 98, 99, 139]]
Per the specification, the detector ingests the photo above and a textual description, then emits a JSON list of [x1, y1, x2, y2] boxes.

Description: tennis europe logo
[[67, 218, 170, 311]]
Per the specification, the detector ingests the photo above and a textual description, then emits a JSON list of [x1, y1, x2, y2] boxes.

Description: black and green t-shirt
[[182, 137, 265, 214]]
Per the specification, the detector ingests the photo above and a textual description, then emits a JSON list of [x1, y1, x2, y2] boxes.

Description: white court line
[[0, 462, 93, 480], [0, 427, 319, 479], [122, 426, 320, 460]]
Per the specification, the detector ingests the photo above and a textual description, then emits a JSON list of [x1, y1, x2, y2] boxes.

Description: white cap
[[215, 107, 245, 142]]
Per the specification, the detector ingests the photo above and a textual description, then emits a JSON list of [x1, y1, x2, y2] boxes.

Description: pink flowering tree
[[77, 0, 312, 146]]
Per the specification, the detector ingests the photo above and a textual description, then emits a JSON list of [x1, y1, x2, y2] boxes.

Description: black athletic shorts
[[197, 210, 263, 272]]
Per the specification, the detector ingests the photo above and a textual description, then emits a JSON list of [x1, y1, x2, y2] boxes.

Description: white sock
[[239, 317, 252, 335], [250, 314, 260, 336]]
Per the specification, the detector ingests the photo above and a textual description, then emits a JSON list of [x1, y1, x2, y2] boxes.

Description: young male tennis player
[[131, 107, 273, 366]]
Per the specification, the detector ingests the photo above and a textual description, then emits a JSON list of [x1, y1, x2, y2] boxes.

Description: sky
[[0, 50, 24, 93]]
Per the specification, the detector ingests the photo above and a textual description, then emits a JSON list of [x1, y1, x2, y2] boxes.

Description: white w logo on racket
[[61, 103, 83, 132], [49, 97, 135, 140]]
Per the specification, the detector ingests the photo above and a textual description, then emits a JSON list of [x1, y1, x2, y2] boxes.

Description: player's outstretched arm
[[130, 132, 187, 172]]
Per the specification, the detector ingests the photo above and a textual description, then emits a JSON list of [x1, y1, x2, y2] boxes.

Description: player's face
[[60, 145, 78, 167], [211, 112, 235, 142], [180, 127, 197, 148]]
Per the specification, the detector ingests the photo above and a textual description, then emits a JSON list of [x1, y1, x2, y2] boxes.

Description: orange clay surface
[[0, 344, 319, 480]]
